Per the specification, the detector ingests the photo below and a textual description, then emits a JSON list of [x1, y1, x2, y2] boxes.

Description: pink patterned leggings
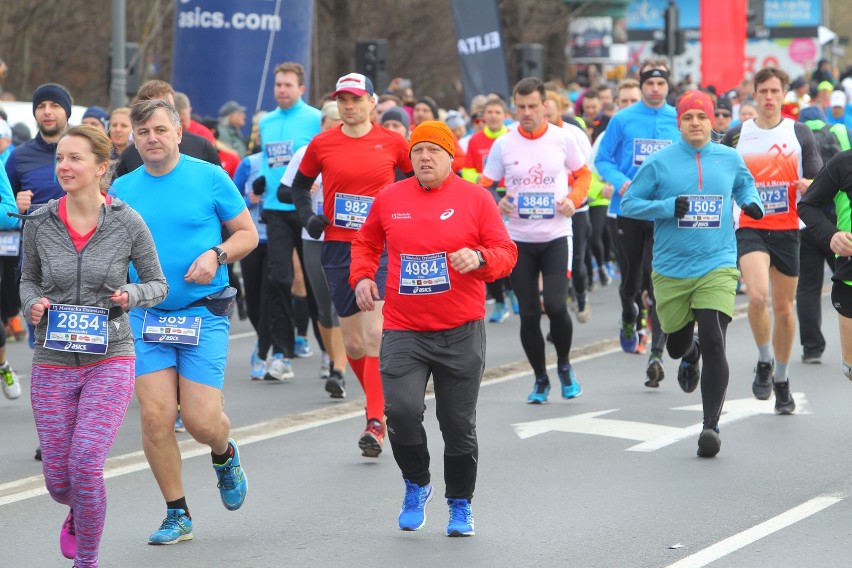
[[31, 358, 135, 568]]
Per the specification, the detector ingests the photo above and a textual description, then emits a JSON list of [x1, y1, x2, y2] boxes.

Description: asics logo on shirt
[[440, 209, 455, 220]]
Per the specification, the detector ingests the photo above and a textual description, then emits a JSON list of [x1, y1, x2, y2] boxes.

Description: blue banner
[[763, 0, 820, 27], [627, 0, 700, 30], [172, 0, 313, 129]]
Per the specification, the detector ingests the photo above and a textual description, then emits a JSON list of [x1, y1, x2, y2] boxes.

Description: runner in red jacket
[[350, 121, 516, 537]]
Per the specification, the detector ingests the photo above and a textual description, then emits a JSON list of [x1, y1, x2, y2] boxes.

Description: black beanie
[[32, 83, 72, 119], [415, 97, 439, 120]]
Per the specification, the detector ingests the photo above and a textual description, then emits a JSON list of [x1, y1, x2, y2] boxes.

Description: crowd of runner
[[3, 56, 852, 566]]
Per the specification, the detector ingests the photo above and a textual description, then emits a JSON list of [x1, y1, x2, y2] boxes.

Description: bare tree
[[0, 0, 572, 111]]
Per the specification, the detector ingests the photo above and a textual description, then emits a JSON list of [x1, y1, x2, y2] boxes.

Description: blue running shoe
[[294, 336, 313, 358], [506, 289, 520, 314], [174, 409, 186, 433], [527, 378, 550, 404], [446, 499, 475, 537], [619, 321, 638, 353], [557, 365, 582, 399], [250, 357, 265, 381], [250, 343, 264, 380], [488, 302, 509, 323], [213, 439, 248, 511], [399, 480, 433, 531], [148, 509, 193, 545]]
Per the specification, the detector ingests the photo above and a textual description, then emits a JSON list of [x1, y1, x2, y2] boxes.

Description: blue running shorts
[[130, 305, 230, 389]]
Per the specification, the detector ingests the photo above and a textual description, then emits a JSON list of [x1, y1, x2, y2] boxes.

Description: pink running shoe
[[60, 509, 76, 559]]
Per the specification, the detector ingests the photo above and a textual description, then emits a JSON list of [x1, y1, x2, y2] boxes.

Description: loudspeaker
[[356, 39, 389, 94], [515, 43, 543, 83]]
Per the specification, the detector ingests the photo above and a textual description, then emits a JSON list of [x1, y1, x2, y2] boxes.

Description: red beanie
[[676, 90, 715, 129]]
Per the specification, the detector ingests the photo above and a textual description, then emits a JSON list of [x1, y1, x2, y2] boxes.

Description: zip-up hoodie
[[621, 138, 762, 279], [18, 197, 168, 366]]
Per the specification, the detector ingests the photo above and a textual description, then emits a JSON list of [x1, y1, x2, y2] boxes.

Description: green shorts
[[652, 267, 740, 334]]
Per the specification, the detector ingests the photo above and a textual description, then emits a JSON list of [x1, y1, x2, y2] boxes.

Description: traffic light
[[652, 1, 685, 57], [356, 40, 389, 94]]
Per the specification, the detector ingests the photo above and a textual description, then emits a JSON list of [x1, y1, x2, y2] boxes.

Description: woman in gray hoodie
[[19, 124, 167, 568]]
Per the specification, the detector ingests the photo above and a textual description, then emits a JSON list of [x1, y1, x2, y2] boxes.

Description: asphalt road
[[2, 277, 851, 567]]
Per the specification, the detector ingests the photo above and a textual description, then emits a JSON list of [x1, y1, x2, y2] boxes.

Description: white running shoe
[[1, 363, 21, 400], [264, 353, 295, 381]]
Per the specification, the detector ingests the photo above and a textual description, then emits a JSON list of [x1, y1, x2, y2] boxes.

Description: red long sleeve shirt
[[350, 174, 517, 331]]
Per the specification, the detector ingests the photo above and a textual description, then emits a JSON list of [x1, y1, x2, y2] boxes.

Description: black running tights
[[666, 308, 731, 429], [510, 237, 573, 377]]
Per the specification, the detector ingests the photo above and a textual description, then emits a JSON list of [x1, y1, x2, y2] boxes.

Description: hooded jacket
[[18, 197, 168, 366]]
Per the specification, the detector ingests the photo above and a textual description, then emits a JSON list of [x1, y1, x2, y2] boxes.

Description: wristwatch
[[474, 249, 486, 268], [211, 246, 228, 265]]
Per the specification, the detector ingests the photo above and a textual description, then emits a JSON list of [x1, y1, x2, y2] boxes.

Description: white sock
[[774, 360, 789, 383]]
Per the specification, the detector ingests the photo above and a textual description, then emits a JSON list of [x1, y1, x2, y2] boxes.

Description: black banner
[[451, 0, 511, 108]]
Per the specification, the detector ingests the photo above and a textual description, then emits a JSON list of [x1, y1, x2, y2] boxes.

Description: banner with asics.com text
[[172, 0, 313, 129], [450, 0, 511, 109]]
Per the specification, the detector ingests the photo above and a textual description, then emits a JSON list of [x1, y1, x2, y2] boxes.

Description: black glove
[[741, 202, 764, 220], [306, 215, 330, 239], [251, 176, 266, 195], [674, 195, 689, 218]]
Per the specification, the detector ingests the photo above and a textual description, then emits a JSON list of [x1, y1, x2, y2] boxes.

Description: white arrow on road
[[512, 393, 809, 452]]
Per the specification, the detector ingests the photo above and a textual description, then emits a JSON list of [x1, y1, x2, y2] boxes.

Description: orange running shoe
[[9, 316, 25, 342]]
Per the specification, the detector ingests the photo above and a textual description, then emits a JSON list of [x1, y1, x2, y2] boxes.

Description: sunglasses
[[714, 112, 732, 118]]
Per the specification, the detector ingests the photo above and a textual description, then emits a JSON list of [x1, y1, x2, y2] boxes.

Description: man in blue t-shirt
[[112, 99, 258, 546], [255, 61, 321, 380]]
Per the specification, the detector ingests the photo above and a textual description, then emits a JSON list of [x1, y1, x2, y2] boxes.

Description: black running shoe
[[697, 428, 721, 458], [325, 370, 346, 399], [752, 360, 774, 400], [773, 380, 796, 415], [645, 354, 665, 388]]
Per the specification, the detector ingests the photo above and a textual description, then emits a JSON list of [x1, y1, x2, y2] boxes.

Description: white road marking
[[664, 494, 843, 568], [0, 345, 620, 507], [512, 394, 809, 452]]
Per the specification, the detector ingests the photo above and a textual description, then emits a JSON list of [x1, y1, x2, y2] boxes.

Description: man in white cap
[[828, 90, 852, 128], [290, 72, 412, 458]]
